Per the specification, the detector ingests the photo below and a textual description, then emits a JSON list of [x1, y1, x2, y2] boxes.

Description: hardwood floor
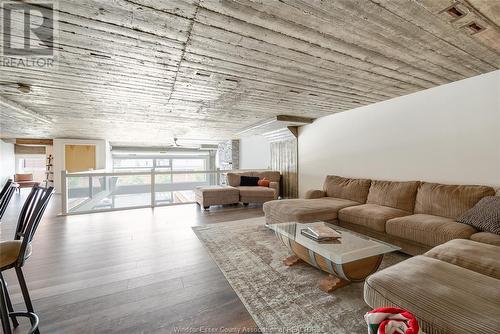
[[0, 191, 263, 333]]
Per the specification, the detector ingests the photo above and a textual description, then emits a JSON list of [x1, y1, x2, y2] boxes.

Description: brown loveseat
[[263, 175, 499, 255], [227, 171, 281, 205]]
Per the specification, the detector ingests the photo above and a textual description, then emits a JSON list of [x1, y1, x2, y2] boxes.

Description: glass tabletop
[[267, 222, 401, 264]]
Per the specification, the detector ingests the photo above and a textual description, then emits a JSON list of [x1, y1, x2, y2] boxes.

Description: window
[[18, 157, 46, 172], [155, 159, 171, 168], [172, 159, 206, 171], [23, 158, 45, 170], [112, 153, 210, 172], [113, 158, 154, 170]]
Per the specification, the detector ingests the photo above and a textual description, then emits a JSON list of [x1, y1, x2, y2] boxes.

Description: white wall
[[239, 135, 271, 169], [299, 70, 500, 197], [53, 138, 110, 192], [0, 140, 15, 184]]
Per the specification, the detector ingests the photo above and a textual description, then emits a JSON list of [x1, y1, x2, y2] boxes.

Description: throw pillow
[[258, 178, 270, 187], [457, 196, 500, 235], [240, 176, 259, 186]]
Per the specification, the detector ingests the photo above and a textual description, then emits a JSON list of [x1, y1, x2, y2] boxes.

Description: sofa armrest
[[305, 189, 326, 199], [269, 181, 279, 199]]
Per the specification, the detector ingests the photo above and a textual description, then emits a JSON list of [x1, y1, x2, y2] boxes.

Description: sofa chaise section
[[263, 175, 370, 225], [364, 239, 500, 334], [263, 197, 361, 225]]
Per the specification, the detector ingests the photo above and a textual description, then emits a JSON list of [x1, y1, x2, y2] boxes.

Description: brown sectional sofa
[[263, 175, 499, 254], [364, 239, 500, 334], [264, 175, 500, 334]]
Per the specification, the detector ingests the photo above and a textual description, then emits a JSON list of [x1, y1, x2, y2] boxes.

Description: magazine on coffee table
[[300, 225, 341, 242]]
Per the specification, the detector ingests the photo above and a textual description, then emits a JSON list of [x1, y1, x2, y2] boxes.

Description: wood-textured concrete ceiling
[[1, 0, 499, 145]]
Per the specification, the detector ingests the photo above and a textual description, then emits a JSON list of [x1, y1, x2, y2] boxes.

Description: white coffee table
[[268, 221, 400, 292]]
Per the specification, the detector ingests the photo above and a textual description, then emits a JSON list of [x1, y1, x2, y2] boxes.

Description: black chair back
[[0, 180, 11, 198], [14, 185, 54, 267], [0, 180, 17, 222]]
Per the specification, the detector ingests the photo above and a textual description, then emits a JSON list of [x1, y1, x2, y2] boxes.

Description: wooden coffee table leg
[[319, 275, 350, 293], [283, 255, 303, 266]]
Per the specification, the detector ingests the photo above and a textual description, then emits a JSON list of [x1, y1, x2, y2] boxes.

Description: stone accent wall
[[231, 139, 240, 170], [218, 139, 240, 171]]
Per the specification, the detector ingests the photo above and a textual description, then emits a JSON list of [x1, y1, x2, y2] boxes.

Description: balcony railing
[[61, 169, 227, 215]]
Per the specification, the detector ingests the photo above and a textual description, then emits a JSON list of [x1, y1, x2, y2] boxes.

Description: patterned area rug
[[192, 217, 407, 334]]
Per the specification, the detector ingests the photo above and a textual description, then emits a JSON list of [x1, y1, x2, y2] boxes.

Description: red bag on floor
[[364, 307, 424, 334]]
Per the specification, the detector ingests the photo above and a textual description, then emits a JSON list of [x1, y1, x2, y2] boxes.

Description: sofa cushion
[[227, 173, 240, 187], [257, 179, 270, 187], [253, 171, 280, 182], [238, 186, 275, 199], [323, 175, 371, 203], [424, 239, 500, 280], [0, 241, 26, 268], [386, 214, 475, 247], [364, 255, 500, 334], [263, 197, 360, 223], [338, 204, 411, 232], [457, 196, 500, 235], [240, 176, 259, 186], [366, 180, 419, 212], [414, 182, 495, 219], [470, 232, 500, 246]]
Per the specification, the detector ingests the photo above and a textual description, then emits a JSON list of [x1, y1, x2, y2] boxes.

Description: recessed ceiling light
[[467, 22, 485, 34], [446, 6, 466, 18]]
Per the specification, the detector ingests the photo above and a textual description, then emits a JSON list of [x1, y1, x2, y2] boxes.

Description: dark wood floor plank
[[0, 191, 262, 333]]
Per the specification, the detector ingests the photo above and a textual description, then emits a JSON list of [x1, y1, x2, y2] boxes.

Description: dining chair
[[0, 180, 18, 222], [0, 185, 54, 333], [0, 278, 39, 334]]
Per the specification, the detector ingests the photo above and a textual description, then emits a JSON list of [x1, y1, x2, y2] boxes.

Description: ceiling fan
[[164, 138, 219, 151]]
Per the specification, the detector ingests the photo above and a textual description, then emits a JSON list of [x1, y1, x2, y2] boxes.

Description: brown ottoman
[[195, 186, 239, 210]]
